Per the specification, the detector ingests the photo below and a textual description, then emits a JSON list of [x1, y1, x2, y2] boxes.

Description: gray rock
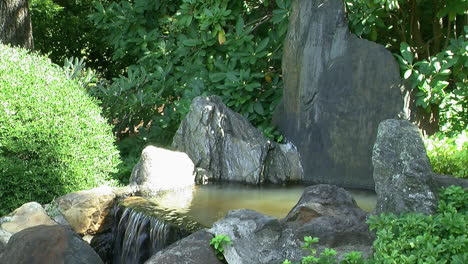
[[0, 227, 12, 248], [264, 143, 304, 184], [130, 146, 196, 191], [144, 230, 222, 264], [283, 185, 374, 250], [431, 174, 468, 190], [0, 235, 5, 257], [273, 0, 404, 189], [372, 119, 437, 214], [209, 209, 286, 264], [208, 185, 373, 264], [173, 96, 303, 184], [0, 225, 103, 264]]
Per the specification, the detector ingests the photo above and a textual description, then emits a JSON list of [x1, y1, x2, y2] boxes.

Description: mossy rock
[[0, 44, 120, 215]]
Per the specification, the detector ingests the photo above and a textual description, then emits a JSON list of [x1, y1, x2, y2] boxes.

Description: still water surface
[[146, 184, 376, 227]]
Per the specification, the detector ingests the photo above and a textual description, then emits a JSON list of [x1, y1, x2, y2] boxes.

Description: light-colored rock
[[1, 202, 55, 234], [130, 146, 196, 191], [264, 142, 304, 184], [56, 186, 115, 235], [372, 119, 437, 214]]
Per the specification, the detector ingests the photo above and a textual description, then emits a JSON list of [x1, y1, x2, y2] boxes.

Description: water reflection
[[148, 184, 376, 227]]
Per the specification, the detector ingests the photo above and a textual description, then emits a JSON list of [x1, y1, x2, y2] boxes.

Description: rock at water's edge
[[130, 146, 196, 191], [173, 96, 303, 185], [57, 186, 116, 235], [273, 0, 404, 189], [144, 230, 222, 264], [208, 184, 374, 264]]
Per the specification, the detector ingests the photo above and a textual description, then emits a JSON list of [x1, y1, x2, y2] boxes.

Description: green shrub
[[368, 186, 468, 264], [425, 131, 468, 178], [30, 0, 120, 78], [0, 44, 121, 215], [88, 0, 290, 144]]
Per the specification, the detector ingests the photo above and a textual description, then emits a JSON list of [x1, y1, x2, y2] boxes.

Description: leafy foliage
[[282, 236, 366, 264], [424, 131, 468, 178], [30, 0, 120, 78], [88, 0, 291, 144], [395, 37, 467, 134], [345, 0, 467, 134], [0, 44, 120, 215], [368, 186, 468, 264], [210, 234, 232, 262]]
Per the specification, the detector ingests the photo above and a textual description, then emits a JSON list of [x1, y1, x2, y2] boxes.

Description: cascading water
[[111, 197, 204, 264]]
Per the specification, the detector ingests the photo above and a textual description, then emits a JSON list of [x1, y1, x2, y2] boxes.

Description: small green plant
[[424, 131, 468, 178], [283, 236, 366, 264], [210, 234, 232, 261], [88, 0, 292, 145]]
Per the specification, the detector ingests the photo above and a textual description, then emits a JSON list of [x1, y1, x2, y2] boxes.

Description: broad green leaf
[[254, 102, 264, 115], [236, 17, 244, 36], [256, 38, 270, 53], [209, 72, 226, 82], [218, 29, 226, 45], [404, 69, 412, 79], [226, 71, 239, 82], [182, 39, 199, 46], [245, 82, 260, 91], [400, 42, 413, 65]]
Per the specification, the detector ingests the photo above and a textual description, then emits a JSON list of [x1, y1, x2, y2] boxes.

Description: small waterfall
[[111, 197, 204, 264]]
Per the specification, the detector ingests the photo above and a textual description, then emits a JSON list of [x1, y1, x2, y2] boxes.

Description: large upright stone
[[0, 225, 103, 264], [372, 119, 437, 214], [273, 0, 404, 189]]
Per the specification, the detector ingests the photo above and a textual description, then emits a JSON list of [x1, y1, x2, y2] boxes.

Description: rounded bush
[[0, 44, 120, 215]]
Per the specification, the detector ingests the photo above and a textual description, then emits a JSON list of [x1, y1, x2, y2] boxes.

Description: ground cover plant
[[368, 186, 468, 264], [0, 44, 120, 215]]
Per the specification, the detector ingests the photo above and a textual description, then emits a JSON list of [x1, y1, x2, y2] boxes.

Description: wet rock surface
[[144, 230, 222, 264], [208, 184, 373, 264], [57, 186, 116, 235]]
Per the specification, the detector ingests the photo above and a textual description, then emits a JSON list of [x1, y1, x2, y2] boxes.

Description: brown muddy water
[[146, 184, 376, 227]]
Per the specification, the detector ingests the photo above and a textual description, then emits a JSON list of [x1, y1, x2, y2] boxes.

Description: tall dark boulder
[[273, 0, 404, 189]]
